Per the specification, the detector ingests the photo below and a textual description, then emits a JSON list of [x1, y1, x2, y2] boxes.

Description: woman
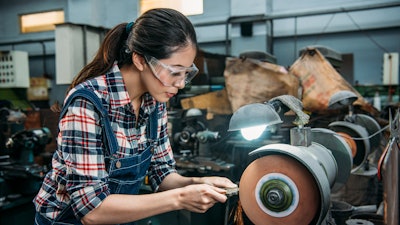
[[34, 8, 236, 225]]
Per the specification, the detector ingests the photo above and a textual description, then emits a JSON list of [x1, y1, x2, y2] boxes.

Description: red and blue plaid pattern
[[34, 62, 176, 220]]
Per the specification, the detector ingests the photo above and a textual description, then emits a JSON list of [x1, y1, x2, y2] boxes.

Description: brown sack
[[224, 57, 300, 112], [289, 47, 377, 115]]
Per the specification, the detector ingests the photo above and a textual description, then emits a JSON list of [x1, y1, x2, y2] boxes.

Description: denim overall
[[35, 89, 158, 225]]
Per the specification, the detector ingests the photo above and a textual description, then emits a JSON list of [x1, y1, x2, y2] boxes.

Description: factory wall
[[274, 28, 400, 85], [0, 0, 399, 105], [0, 0, 139, 105], [193, 0, 400, 86]]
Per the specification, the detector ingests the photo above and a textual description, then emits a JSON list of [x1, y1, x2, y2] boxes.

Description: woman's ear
[[132, 53, 146, 71]]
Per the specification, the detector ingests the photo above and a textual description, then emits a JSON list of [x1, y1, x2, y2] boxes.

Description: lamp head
[[228, 103, 283, 140], [328, 90, 358, 110]]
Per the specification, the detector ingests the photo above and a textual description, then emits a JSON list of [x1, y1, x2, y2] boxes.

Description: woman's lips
[[166, 92, 176, 98]]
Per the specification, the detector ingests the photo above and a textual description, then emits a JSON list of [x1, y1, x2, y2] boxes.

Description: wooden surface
[[180, 89, 232, 116]]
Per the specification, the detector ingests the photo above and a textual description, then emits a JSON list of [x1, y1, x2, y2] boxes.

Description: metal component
[[116, 160, 121, 169], [381, 110, 399, 225], [4, 127, 52, 164], [330, 200, 354, 225], [352, 204, 377, 214], [389, 110, 400, 139], [228, 103, 282, 132], [352, 162, 378, 177], [185, 108, 203, 117], [259, 176, 293, 212], [225, 187, 239, 196], [311, 128, 353, 192], [345, 114, 381, 151], [290, 126, 312, 147], [327, 113, 381, 176], [329, 121, 370, 173], [345, 219, 374, 225], [268, 95, 309, 126], [173, 119, 206, 150], [266, 188, 284, 206], [196, 130, 220, 143], [219, 1, 400, 55], [242, 144, 328, 225], [175, 156, 234, 173], [303, 142, 338, 188], [328, 90, 358, 110], [173, 108, 231, 174], [241, 136, 355, 224]]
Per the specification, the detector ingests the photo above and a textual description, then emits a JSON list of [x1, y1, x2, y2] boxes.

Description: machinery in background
[[327, 90, 381, 176], [0, 127, 52, 207], [172, 108, 234, 175], [138, 108, 237, 225], [4, 127, 52, 164], [0, 99, 53, 223], [229, 94, 384, 225], [378, 110, 399, 225]]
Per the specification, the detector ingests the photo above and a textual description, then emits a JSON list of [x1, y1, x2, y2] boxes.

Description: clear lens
[[145, 56, 199, 86]]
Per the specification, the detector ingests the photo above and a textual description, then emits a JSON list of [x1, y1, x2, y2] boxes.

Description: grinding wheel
[[239, 154, 320, 225], [329, 121, 370, 172], [337, 132, 357, 158]]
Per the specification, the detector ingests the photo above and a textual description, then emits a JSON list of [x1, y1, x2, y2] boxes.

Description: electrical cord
[[332, 124, 390, 141]]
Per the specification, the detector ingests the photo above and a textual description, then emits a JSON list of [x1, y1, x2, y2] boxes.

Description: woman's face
[[143, 45, 198, 102]]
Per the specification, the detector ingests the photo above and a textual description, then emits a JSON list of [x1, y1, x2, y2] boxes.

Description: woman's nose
[[173, 78, 186, 89]]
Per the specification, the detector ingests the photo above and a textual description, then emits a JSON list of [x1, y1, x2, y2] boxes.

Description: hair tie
[[125, 22, 134, 34]]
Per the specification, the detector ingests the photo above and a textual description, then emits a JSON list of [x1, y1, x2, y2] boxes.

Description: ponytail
[[68, 23, 131, 91], [67, 8, 197, 92]]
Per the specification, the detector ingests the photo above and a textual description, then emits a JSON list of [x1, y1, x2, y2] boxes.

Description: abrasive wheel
[[239, 154, 320, 225], [329, 121, 370, 172]]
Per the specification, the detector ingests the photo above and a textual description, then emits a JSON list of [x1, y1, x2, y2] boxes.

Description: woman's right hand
[[81, 182, 230, 224], [177, 184, 228, 213]]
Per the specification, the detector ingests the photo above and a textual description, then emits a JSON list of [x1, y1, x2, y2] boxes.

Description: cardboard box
[[180, 89, 232, 117], [27, 77, 48, 101]]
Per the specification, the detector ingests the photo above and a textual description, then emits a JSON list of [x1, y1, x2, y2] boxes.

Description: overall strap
[[59, 89, 118, 155], [147, 102, 159, 141]]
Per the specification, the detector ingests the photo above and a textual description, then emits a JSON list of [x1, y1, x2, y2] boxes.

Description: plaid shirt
[[34, 62, 177, 220]]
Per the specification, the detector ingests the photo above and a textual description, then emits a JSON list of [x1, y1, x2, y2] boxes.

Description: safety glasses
[[145, 55, 199, 87]]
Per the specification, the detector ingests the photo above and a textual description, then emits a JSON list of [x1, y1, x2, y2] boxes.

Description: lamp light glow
[[228, 103, 283, 140], [229, 95, 308, 140], [240, 125, 268, 140]]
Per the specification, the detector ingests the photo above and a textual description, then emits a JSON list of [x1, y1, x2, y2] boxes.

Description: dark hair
[[69, 8, 198, 90]]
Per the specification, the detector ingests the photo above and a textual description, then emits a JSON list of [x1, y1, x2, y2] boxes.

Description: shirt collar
[[106, 62, 158, 114]]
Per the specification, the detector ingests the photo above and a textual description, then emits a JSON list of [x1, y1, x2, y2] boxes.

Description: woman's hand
[[177, 183, 228, 213], [196, 176, 238, 189], [174, 176, 237, 213], [158, 173, 238, 213]]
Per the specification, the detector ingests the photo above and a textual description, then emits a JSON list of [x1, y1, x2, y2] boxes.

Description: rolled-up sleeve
[[60, 97, 110, 219], [148, 104, 177, 191]]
